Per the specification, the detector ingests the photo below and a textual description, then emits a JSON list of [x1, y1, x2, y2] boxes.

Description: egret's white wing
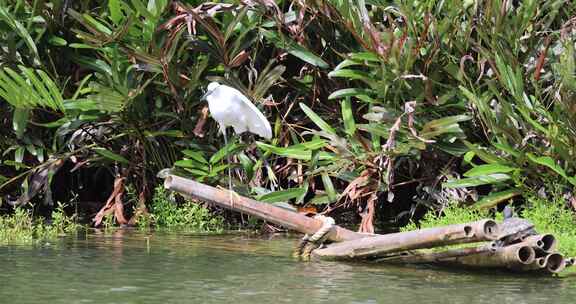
[[220, 85, 272, 139]]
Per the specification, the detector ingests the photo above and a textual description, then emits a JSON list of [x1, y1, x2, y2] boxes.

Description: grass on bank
[[403, 198, 576, 257], [0, 204, 79, 245], [134, 185, 224, 232]]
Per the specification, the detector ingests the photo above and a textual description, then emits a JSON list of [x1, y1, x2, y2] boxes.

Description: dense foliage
[[0, 0, 575, 232]]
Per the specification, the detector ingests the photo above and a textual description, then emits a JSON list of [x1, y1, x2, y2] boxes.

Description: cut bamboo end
[[545, 253, 566, 273], [523, 234, 557, 253]]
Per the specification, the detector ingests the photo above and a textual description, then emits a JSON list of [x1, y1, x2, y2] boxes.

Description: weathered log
[[442, 242, 536, 269], [313, 220, 500, 260], [164, 175, 369, 242], [374, 242, 497, 264]]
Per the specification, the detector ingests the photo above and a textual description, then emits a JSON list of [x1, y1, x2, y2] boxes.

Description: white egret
[[201, 82, 272, 195]]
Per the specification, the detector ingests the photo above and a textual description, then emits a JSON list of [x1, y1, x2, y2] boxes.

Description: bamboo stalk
[[442, 242, 536, 269], [373, 242, 497, 264], [522, 234, 557, 253], [164, 175, 369, 242], [313, 220, 500, 260]]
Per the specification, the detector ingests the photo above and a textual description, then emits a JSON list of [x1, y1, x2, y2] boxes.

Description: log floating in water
[[164, 175, 369, 242], [312, 219, 500, 260]]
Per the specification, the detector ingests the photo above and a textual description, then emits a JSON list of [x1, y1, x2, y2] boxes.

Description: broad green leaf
[[349, 52, 380, 62], [463, 164, 517, 177], [474, 189, 522, 209], [93, 148, 129, 164], [258, 187, 307, 203], [184, 168, 209, 176], [256, 142, 333, 161], [328, 88, 373, 100], [421, 115, 471, 133], [328, 69, 372, 81], [526, 154, 576, 186], [0, 7, 40, 63], [309, 194, 331, 205], [261, 30, 329, 68], [462, 141, 505, 164], [357, 124, 391, 138], [47, 36, 68, 46], [443, 173, 511, 188], [341, 98, 356, 135], [321, 172, 337, 202], [209, 143, 239, 164], [181, 150, 208, 164], [299, 103, 336, 135], [108, 0, 123, 24], [174, 159, 209, 171], [12, 108, 29, 139]]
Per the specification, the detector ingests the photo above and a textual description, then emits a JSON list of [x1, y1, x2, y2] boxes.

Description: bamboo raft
[[164, 175, 573, 274]]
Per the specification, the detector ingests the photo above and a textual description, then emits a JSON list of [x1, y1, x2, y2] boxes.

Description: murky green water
[[1, 230, 574, 304]]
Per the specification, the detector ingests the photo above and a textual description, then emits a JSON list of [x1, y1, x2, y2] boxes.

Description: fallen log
[[374, 242, 497, 264], [312, 220, 500, 260], [164, 175, 368, 242], [444, 242, 536, 269]]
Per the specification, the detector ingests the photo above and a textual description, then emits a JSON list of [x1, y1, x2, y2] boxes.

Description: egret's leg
[[221, 127, 232, 193], [221, 127, 240, 206]]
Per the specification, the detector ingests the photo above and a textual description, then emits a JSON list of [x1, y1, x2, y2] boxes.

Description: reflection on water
[[0, 230, 574, 304]]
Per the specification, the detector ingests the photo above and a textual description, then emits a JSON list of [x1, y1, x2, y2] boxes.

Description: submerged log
[[164, 175, 369, 242], [313, 220, 500, 260]]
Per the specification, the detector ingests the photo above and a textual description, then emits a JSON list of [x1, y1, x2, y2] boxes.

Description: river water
[[0, 230, 574, 304]]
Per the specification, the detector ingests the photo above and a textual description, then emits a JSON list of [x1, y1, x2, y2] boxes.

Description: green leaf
[[174, 159, 209, 171], [462, 141, 505, 164], [526, 154, 576, 186], [474, 189, 522, 209], [108, 0, 123, 24], [258, 187, 307, 203], [309, 194, 331, 205], [299, 103, 336, 135], [357, 124, 391, 138], [181, 150, 208, 164], [209, 143, 239, 164], [93, 148, 129, 164], [256, 142, 333, 161], [443, 174, 511, 188], [341, 98, 356, 135], [328, 69, 372, 81], [261, 30, 329, 68], [12, 108, 29, 139], [328, 88, 373, 100], [47, 36, 68, 46], [421, 115, 471, 133], [321, 172, 337, 202], [0, 7, 40, 64], [463, 164, 518, 177]]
